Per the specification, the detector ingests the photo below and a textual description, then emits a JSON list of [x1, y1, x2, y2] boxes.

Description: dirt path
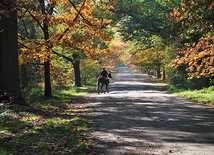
[[87, 66, 214, 155]]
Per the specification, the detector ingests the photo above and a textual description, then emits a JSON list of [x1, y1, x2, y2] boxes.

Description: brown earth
[[86, 66, 214, 155]]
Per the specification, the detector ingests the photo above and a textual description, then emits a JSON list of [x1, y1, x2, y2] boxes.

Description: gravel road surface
[[87, 66, 214, 155]]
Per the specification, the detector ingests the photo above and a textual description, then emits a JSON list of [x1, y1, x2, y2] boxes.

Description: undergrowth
[[0, 86, 97, 155]]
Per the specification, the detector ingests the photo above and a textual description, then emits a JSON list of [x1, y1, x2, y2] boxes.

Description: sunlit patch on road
[[88, 67, 214, 155]]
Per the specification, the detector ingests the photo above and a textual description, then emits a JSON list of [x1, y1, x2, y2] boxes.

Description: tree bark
[[20, 64, 29, 89], [0, 6, 23, 103], [157, 63, 161, 78], [44, 60, 51, 97], [72, 53, 81, 87], [162, 67, 166, 80], [39, 0, 52, 97]]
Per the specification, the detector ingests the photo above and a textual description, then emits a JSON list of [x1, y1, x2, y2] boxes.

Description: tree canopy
[[16, 0, 115, 96], [168, 0, 214, 79], [1, 0, 213, 101]]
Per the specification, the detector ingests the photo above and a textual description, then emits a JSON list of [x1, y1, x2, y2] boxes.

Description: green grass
[[0, 86, 96, 155], [169, 86, 214, 105], [150, 79, 214, 105]]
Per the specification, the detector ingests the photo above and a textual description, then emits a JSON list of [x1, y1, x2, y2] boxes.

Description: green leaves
[[116, 0, 172, 43]]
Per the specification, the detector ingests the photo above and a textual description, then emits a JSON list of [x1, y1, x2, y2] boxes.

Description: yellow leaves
[[50, 55, 74, 86], [18, 38, 52, 65], [18, 0, 116, 68]]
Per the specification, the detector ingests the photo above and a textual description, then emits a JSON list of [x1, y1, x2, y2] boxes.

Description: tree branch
[[56, 0, 87, 42], [69, 0, 92, 26], [27, 10, 44, 32], [52, 50, 74, 63]]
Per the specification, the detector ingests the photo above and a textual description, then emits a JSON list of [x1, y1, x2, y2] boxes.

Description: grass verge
[[168, 85, 214, 105], [140, 71, 214, 105], [0, 86, 96, 155]]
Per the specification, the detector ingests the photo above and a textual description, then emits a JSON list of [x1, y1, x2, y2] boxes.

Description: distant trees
[[111, 0, 214, 89], [112, 0, 175, 79]]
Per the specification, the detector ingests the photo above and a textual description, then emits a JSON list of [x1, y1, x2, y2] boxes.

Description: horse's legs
[[102, 84, 108, 93], [106, 80, 110, 93], [101, 84, 104, 93], [97, 81, 100, 94], [97, 77, 109, 94], [106, 84, 109, 93]]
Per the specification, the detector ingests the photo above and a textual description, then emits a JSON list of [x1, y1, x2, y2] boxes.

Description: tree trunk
[[0, 6, 23, 103], [162, 67, 166, 80], [20, 64, 29, 89], [52, 50, 82, 87], [39, 0, 52, 97], [72, 53, 81, 87], [157, 64, 161, 78], [44, 60, 52, 96]]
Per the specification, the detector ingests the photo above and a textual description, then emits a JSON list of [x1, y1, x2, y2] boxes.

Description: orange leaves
[[90, 19, 112, 27], [18, 38, 52, 65], [170, 36, 214, 79], [95, 29, 112, 41], [167, 0, 214, 34], [166, 7, 183, 24], [18, 0, 116, 68], [168, 1, 214, 79]]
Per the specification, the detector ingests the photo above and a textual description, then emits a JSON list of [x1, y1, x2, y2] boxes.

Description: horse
[[97, 72, 112, 94]]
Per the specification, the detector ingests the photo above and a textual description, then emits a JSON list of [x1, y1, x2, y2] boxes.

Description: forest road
[[86, 66, 214, 155]]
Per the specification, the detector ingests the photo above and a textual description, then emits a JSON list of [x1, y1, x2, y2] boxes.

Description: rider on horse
[[97, 67, 112, 94], [101, 68, 108, 80], [101, 67, 112, 83]]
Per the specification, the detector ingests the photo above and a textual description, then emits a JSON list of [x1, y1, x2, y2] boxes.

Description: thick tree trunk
[[52, 50, 82, 87], [0, 7, 23, 103], [72, 53, 81, 87], [157, 68, 161, 78]]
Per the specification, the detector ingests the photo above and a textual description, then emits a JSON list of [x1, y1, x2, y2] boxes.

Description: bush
[[167, 68, 211, 90], [0, 150, 7, 155], [22, 86, 44, 101], [80, 59, 101, 85]]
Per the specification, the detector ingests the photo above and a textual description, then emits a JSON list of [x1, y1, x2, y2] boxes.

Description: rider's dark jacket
[[101, 70, 108, 77]]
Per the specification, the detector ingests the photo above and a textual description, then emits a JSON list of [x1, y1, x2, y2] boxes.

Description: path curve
[[87, 67, 214, 155]]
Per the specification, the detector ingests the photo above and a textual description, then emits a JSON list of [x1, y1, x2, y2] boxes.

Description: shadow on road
[[88, 67, 214, 155]]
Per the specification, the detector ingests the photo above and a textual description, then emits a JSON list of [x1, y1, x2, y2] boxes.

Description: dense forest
[[0, 0, 213, 102]]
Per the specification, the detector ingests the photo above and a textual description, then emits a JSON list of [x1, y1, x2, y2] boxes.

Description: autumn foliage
[[167, 0, 214, 80], [18, 0, 114, 64], [170, 36, 214, 79], [14, 0, 117, 92]]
